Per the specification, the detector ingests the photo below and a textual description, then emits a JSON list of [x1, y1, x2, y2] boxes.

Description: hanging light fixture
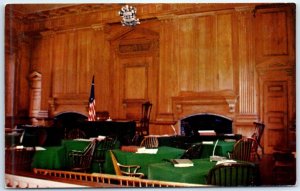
[[118, 5, 140, 26]]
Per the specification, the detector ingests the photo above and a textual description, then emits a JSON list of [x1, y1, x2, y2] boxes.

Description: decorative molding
[[40, 30, 56, 37], [48, 97, 88, 117], [172, 90, 238, 120], [91, 24, 104, 31], [28, 71, 42, 124], [234, 5, 255, 15]]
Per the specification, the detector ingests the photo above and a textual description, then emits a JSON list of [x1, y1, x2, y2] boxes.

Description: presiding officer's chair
[[132, 101, 152, 145]]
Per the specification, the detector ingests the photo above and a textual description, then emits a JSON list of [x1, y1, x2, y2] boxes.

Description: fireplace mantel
[[172, 90, 238, 120]]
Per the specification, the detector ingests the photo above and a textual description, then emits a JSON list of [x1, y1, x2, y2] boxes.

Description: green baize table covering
[[201, 140, 235, 158], [32, 139, 119, 172], [148, 158, 217, 184], [107, 146, 185, 176], [31, 146, 66, 170], [31, 139, 234, 175]]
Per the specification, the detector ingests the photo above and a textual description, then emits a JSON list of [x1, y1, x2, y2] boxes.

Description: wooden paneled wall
[[5, 3, 296, 153]]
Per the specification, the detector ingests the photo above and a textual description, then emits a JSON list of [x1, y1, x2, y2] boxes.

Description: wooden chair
[[206, 162, 259, 186], [251, 122, 265, 159], [109, 150, 144, 178], [180, 143, 203, 159], [140, 136, 159, 148], [68, 139, 97, 172], [67, 128, 86, 139], [228, 137, 258, 162], [137, 101, 152, 136], [93, 137, 117, 173]]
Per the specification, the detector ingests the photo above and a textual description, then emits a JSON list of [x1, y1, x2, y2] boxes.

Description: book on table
[[171, 159, 194, 167]]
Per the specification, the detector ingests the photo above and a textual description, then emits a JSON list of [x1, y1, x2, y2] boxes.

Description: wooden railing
[[32, 168, 206, 187], [5, 173, 87, 188]]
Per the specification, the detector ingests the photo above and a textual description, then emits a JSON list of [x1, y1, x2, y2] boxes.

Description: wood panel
[[255, 5, 295, 67], [263, 81, 288, 153], [216, 13, 234, 90], [255, 5, 296, 153], [197, 15, 215, 91], [5, 4, 295, 144], [157, 17, 178, 120]]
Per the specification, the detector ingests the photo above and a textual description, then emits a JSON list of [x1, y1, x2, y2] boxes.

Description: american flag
[[88, 76, 96, 121]]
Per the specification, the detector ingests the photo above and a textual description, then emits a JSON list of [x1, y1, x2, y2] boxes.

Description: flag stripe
[[88, 76, 96, 121]]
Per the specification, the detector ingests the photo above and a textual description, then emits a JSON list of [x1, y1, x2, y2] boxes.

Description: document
[[136, 147, 158, 154], [171, 159, 194, 167]]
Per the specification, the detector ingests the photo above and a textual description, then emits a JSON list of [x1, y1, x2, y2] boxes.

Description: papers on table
[[35, 146, 46, 151], [74, 136, 106, 142], [74, 138, 91, 141], [216, 159, 237, 166], [224, 134, 235, 136], [171, 159, 194, 167], [224, 139, 236, 142], [202, 141, 214, 145], [210, 155, 226, 162], [14, 145, 45, 151], [136, 147, 158, 154], [96, 136, 106, 141], [198, 130, 216, 136]]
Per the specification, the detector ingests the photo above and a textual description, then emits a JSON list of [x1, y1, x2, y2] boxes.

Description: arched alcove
[[180, 113, 233, 136]]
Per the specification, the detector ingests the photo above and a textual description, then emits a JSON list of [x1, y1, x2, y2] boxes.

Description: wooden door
[[263, 81, 288, 154]]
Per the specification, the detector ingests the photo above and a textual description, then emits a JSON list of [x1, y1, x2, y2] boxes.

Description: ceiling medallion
[[118, 5, 140, 26]]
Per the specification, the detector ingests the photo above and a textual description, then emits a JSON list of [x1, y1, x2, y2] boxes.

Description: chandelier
[[118, 5, 140, 26]]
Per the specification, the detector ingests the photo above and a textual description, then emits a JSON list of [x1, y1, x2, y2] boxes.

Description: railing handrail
[[32, 168, 206, 187]]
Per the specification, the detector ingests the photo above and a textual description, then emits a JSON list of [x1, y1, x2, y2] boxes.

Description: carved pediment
[[110, 27, 159, 41], [110, 27, 159, 54]]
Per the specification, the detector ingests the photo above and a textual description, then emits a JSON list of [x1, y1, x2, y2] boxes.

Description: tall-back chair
[[93, 136, 117, 173], [228, 138, 258, 162], [139, 101, 152, 136], [133, 101, 152, 145], [140, 136, 159, 148], [252, 122, 265, 158], [69, 139, 97, 172]]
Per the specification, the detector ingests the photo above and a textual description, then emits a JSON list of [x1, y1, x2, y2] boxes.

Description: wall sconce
[[118, 5, 140, 26]]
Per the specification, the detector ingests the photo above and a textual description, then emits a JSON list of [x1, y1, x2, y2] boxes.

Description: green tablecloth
[[201, 140, 235, 158], [32, 139, 120, 172], [107, 146, 185, 176], [148, 158, 217, 184], [31, 146, 66, 170]]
